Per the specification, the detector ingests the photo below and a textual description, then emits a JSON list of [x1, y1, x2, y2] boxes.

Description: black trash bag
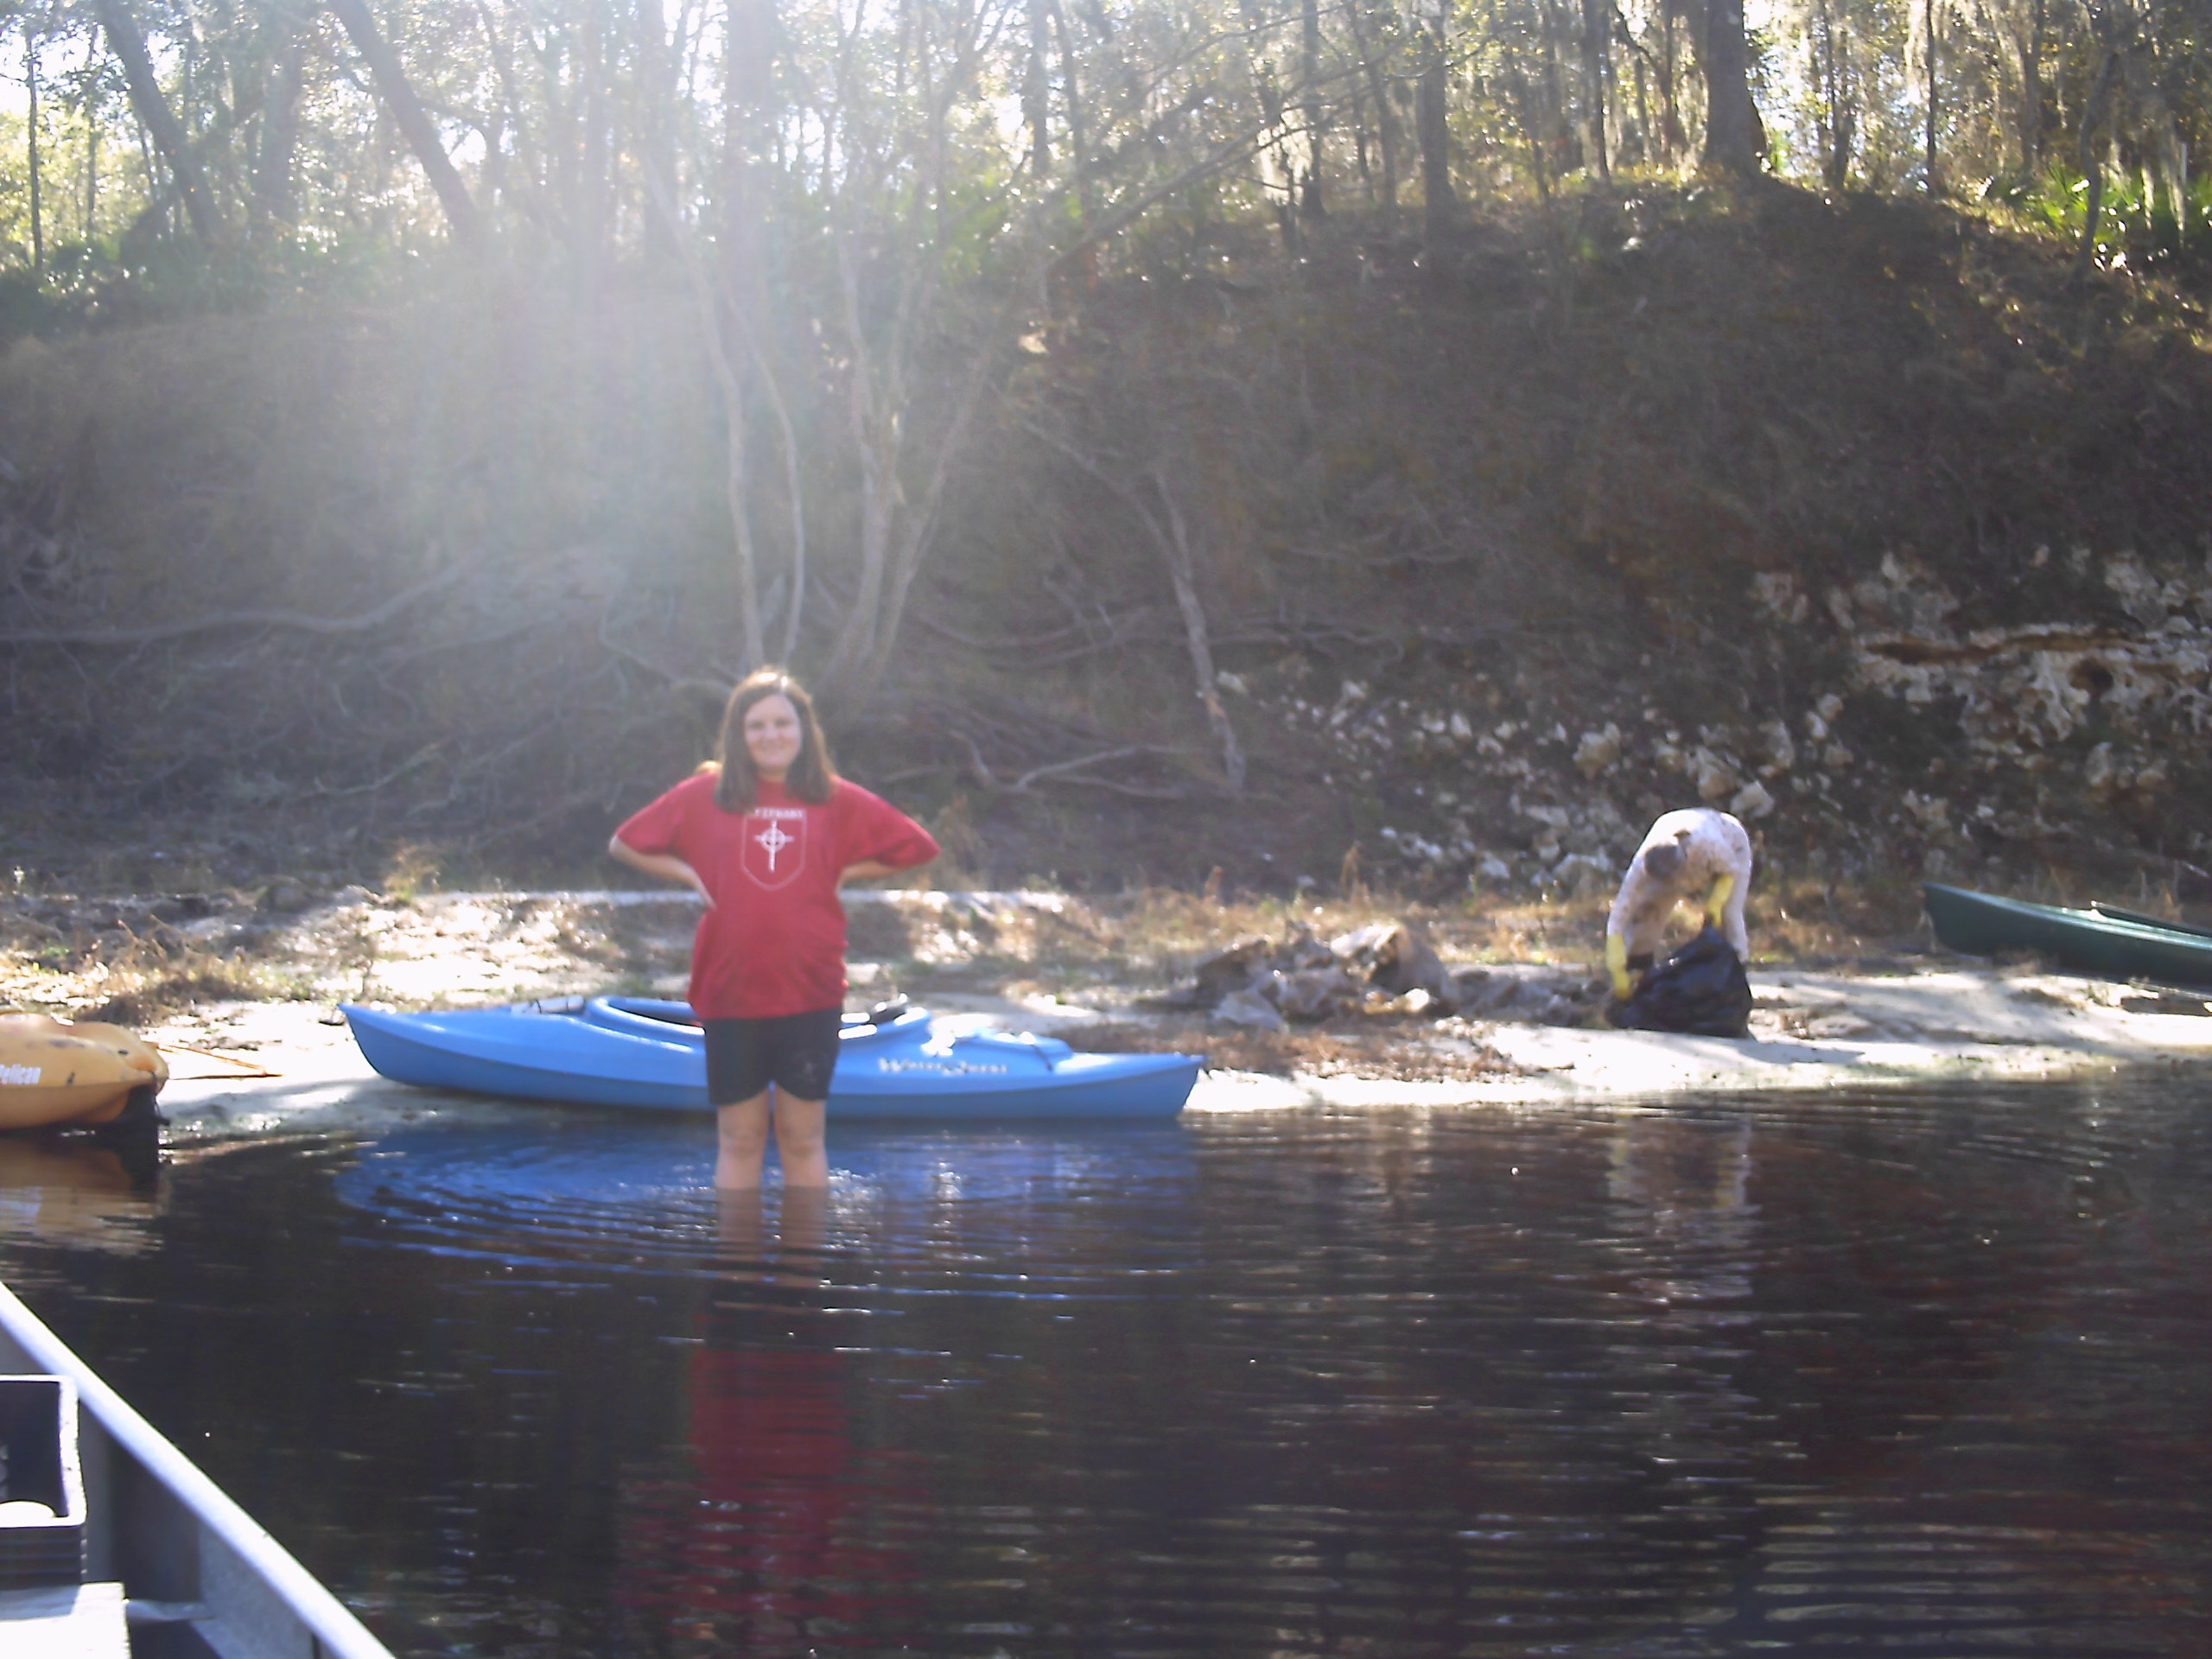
[[1609, 925, 1752, 1038]]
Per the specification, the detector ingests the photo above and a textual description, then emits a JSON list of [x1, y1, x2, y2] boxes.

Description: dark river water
[[0, 1077, 2206, 1658]]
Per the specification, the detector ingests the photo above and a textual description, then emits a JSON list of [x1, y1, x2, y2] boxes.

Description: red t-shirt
[[613, 772, 939, 1019]]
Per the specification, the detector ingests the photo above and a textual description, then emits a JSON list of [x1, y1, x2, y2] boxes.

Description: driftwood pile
[[1143, 923, 1605, 1030]]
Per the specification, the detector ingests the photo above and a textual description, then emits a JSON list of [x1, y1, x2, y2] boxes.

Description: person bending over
[[610, 670, 938, 1190], [1605, 807, 1753, 1001]]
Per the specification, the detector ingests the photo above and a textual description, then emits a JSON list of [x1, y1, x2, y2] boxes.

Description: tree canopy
[[5, 0, 2210, 280]]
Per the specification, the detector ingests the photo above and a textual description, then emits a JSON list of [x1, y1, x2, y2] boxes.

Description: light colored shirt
[[1607, 808, 1752, 960]]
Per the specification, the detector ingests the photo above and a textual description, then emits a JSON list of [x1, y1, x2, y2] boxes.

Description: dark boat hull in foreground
[[1923, 881, 2212, 988], [343, 998, 1201, 1120], [0, 1280, 395, 1658]]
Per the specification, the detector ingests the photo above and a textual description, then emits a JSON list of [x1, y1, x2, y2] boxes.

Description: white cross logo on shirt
[[754, 821, 795, 872]]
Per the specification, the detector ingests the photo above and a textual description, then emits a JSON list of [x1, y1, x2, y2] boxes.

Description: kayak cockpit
[[575, 997, 938, 1049]]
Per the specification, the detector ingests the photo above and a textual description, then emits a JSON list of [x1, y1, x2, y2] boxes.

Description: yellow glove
[[1605, 932, 1632, 1001], [1703, 873, 1735, 929]]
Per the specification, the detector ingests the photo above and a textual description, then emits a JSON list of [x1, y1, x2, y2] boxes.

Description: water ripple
[[0, 1078, 2204, 1656]]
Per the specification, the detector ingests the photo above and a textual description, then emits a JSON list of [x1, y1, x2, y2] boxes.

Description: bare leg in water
[[715, 1184, 830, 1287], [715, 1090, 829, 1190]]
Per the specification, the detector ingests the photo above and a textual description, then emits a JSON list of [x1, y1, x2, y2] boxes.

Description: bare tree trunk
[[1025, 0, 1052, 176], [2017, 0, 2043, 175], [1417, 15, 1455, 247], [821, 0, 1006, 697], [710, 0, 779, 668], [765, 355, 808, 665], [722, 0, 774, 296], [1541, 0, 1573, 168], [1506, 50, 1554, 206], [820, 230, 897, 686], [1048, 0, 1092, 221], [1658, 0, 1684, 163], [820, 228, 938, 693], [1814, 0, 1853, 188], [719, 393, 766, 673], [863, 351, 994, 692], [1300, 0, 1325, 219], [2071, 44, 2120, 283], [254, 20, 308, 230], [580, 0, 611, 274], [1345, 0, 1398, 212], [27, 36, 43, 275], [1233, 0, 1298, 251], [93, 0, 228, 243], [644, 174, 767, 670], [327, 0, 482, 242], [644, 166, 802, 676], [540, 32, 577, 226], [1922, 0, 1937, 191], [477, 104, 507, 211], [1350, 86, 1372, 201], [1604, 8, 1621, 169], [1580, 0, 1610, 181], [1632, 46, 1649, 165], [2121, 44, 2190, 232], [923, 4, 950, 255], [474, 1, 546, 209], [134, 118, 161, 238], [1697, 0, 1764, 175], [1811, 0, 1832, 173], [1150, 467, 1245, 793], [633, 0, 677, 255], [1017, 416, 1246, 792]]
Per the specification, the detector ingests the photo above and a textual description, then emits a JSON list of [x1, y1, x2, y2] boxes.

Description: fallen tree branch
[[595, 605, 735, 702], [375, 616, 543, 668], [874, 764, 957, 786], [956, 733, 1000, 789], [912, 607, 1135, 652], [885, 739, 1192, 798], [1024, 773, 1188, 799], [1280, 540, 1492, 568], [454, 784, 617, 854], [0, 564, 467, 647], [1008, 744, 1179, 792], [296, 743, 446, 801], [1014, 416, 1246, 792]]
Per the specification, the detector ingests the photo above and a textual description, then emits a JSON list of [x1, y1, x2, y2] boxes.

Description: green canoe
[[1923, 881, 2212, 988]]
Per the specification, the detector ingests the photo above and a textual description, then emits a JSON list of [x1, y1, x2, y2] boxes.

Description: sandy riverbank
[[84, 886, 2209, 1142]]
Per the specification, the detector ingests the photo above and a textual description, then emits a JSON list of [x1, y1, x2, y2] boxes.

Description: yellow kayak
[[0, 1014, 168, 1130]]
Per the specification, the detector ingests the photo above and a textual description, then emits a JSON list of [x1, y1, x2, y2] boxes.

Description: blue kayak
[[341, 997, 1201, 1120]]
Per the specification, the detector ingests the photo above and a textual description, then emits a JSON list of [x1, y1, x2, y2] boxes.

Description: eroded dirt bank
[[10, 190, 2212, 915], [10, 885, 2199, 1142]]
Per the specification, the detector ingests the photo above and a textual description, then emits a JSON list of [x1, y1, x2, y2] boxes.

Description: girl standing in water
[[610, 670, 939, 1189]]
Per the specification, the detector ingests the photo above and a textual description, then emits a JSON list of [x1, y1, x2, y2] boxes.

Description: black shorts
[[702, 1007, 844, 1104]]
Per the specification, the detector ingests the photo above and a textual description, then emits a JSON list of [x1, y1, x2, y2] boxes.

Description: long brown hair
[[712, 668, 839, 811]]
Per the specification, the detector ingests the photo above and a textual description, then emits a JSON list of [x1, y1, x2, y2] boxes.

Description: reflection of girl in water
[[614, 1191, 914, 1654]]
